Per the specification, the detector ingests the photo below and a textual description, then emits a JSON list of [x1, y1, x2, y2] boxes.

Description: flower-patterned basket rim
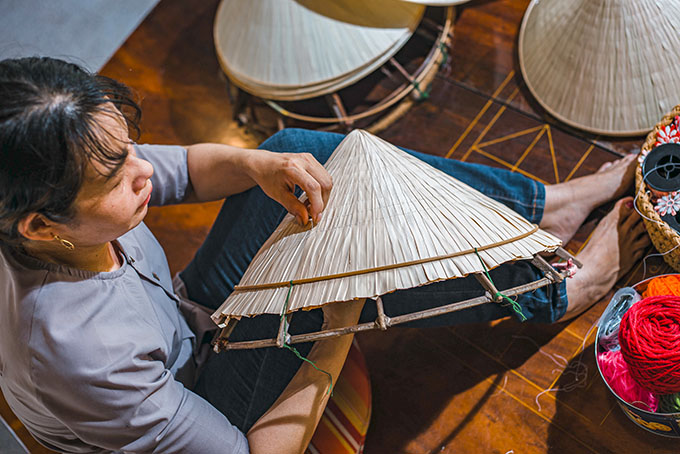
[[635, 104, 680, 271]]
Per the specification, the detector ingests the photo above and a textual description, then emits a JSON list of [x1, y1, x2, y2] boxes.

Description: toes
[[621, 153, 636, 164], [620, 205, 640, 229], [617, 195, 634, 206], [598, 161, 614, 173], [632, 220, 647, 236], [598, 154, 636, 173]]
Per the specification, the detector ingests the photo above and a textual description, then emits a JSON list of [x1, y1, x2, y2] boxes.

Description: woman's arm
[[246, 299, 365, 454], [184, 143, 332, 225]]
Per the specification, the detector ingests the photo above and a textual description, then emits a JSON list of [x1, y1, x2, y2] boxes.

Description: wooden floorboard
[[3, 0, 678, 452]]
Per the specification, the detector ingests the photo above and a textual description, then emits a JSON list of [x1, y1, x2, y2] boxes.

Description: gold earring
[[54, 235, 75, 250]]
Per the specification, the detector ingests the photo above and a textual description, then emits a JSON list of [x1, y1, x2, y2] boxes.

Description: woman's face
[[57, 109, 154, 247]]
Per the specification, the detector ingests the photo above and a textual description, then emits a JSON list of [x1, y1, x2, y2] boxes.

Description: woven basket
[[635, 104, 680, 271]]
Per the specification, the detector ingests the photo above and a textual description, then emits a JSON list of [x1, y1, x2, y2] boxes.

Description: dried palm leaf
[[519, 0, 680, 136]]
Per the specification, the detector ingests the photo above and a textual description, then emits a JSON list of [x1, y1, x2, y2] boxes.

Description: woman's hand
[[247, 150, 332, 226]]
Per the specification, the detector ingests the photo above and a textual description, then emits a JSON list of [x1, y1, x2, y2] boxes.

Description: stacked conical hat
[[213, 0, 424, 101], [212, 130, 561, 322], [398, 0, 470, 5], [519, 0, 680, 136]]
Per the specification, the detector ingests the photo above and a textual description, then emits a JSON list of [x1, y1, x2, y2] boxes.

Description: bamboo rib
[[234, 225, 540, 291]]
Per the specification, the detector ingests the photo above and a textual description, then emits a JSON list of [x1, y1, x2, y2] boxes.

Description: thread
[[474, 248, 526, 321], [411, 80, 431, 100], [280, 281, 333, 395], [437, 41, 449, 69], [633, 161, 680, 227], [598, 349, 659, 411], [641, 244, 680, 280], [636, 145, 680, 238], [528, 320, 596, 412], [618, 295, 680, 394], [658, 393, 680, 414], [492, 374, 509, 397], [642, 143, 680, 194]]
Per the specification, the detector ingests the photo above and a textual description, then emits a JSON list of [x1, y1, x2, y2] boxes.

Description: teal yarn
[[474, 248, 527, 321], [658, 393, 680, 414]]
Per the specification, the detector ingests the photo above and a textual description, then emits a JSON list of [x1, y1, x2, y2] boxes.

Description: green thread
[[280, 281, 334, 395], [474, 248, 527, 321], [412, 80, 431, 100], [438, 41, 449, 69], [659, 393, 680, 413]]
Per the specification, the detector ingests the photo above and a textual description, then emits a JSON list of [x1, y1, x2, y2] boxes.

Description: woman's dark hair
[[0, 56, 141, 246]]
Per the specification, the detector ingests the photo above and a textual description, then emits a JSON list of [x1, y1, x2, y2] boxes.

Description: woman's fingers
[[300, 153, 333, 207], [289, 165, 324, 223], [281, 154, 332, 225], [279, 191, 310, 225], [253, 151, 333, 225]]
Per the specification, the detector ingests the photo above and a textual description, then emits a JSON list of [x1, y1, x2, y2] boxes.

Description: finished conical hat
[[212, 130, 561, 323], [214, 0, 424, 100], [397, 0, 470, 5], [519, 0, 680, 136]]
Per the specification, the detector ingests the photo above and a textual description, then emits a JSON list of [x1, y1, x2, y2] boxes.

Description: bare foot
[[541, 154, 637, 244], [557, 197, 650, 321]]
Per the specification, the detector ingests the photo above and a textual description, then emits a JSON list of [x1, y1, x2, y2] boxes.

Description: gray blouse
[[0, 145, 248, 453]]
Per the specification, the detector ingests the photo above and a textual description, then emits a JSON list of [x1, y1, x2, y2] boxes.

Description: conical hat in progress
[[519, 0, 680, 136], [213, 0, 424, 100], [212, 130, 561, 322]]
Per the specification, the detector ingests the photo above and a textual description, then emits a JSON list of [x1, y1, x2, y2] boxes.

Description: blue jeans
[[180, 128, 568, 432]]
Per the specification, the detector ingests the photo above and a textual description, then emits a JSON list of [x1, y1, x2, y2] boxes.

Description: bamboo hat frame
[[518, 0, 680, 137], [212, 130, 580, 351], [213, 0, 425, 101]]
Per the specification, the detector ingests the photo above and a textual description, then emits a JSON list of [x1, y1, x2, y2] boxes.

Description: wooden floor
[[3, 0, 680, 452]]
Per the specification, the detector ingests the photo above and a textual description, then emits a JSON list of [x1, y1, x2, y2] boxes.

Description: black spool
[[643, 143, 680, 193], [662, 211, 680, 235]]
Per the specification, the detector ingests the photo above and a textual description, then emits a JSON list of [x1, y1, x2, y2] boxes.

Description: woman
[[0, 57, 648, 453]]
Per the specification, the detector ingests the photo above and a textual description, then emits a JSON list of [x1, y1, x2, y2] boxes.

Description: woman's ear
[[17, 213, 55, 242]]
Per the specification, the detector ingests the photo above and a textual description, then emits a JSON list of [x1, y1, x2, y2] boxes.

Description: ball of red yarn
[[619, 295, 680, 394]]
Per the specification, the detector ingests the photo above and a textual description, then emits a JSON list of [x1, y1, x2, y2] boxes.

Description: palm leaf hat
[[519, 0, 680, 136], [212, 130, 578, 350], [213, 0, 425, 101]]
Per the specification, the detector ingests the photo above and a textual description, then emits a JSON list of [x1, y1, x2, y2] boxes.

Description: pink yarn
[[598, 350, 659, 412]]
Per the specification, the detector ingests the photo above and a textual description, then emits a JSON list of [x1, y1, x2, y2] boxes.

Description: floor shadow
[[359, 316, 562, 453]]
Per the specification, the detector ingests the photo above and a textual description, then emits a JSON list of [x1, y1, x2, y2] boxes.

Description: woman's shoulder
[[0, 243, 154, 349]]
